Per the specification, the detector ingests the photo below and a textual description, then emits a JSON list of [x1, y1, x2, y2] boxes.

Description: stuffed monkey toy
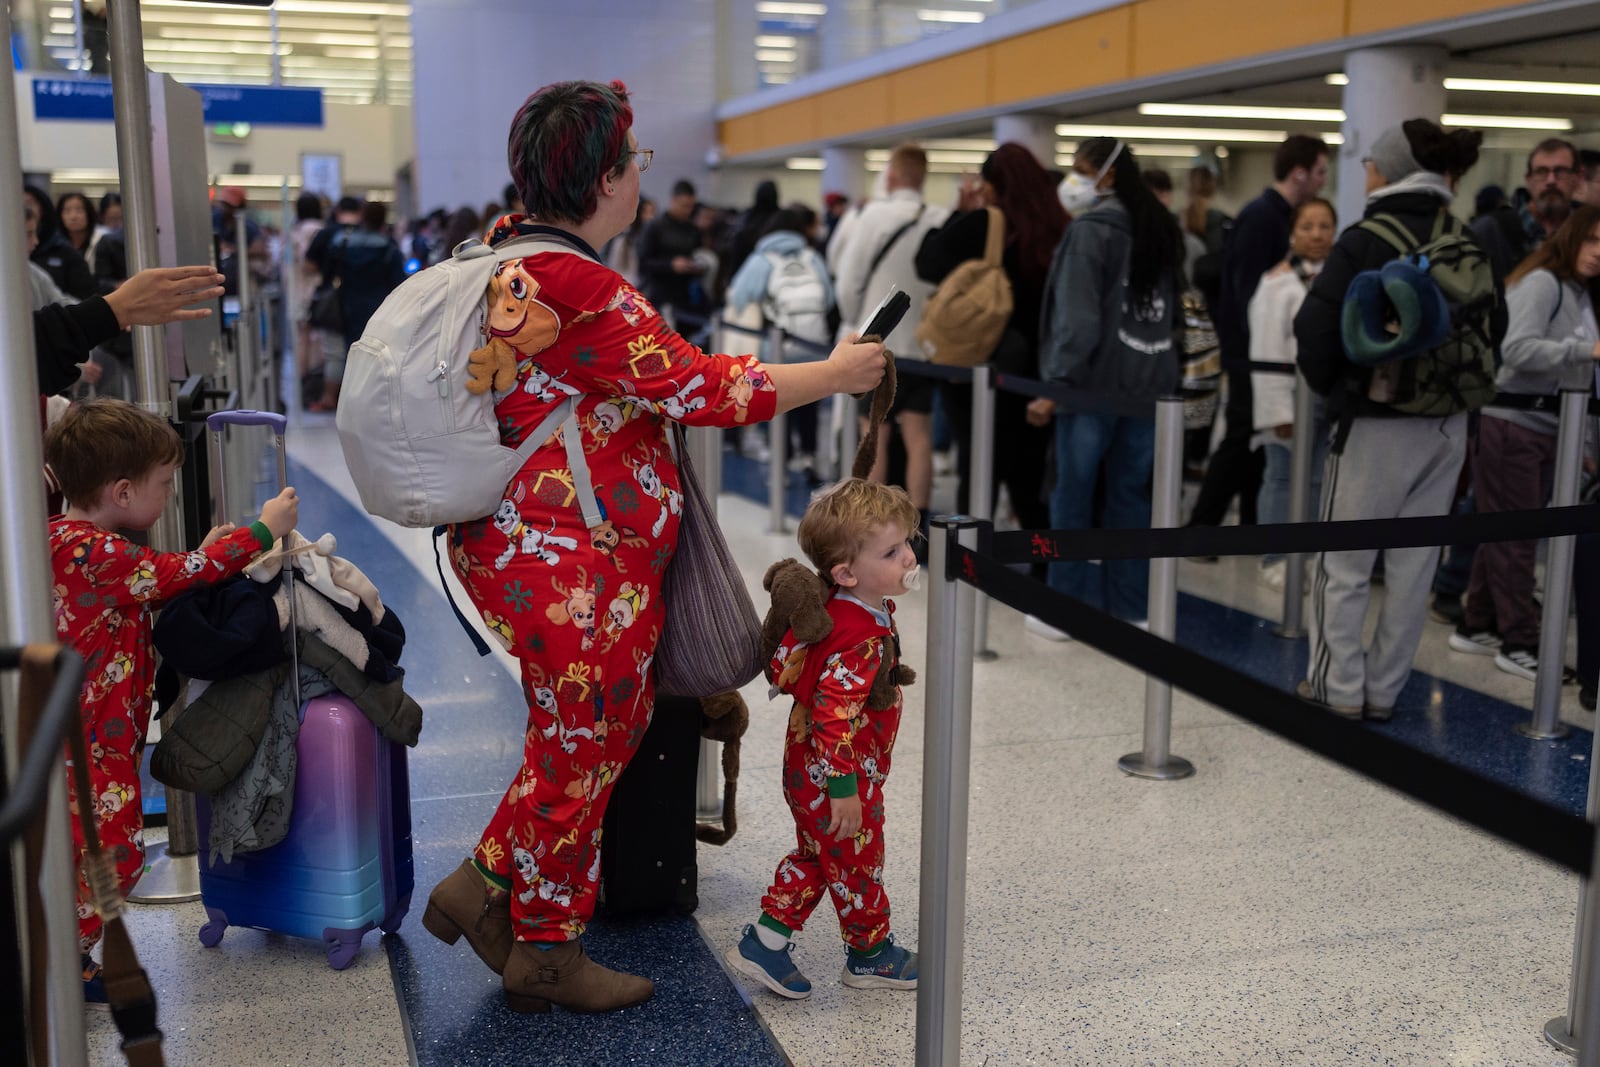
[[465, 337, 519, 395]]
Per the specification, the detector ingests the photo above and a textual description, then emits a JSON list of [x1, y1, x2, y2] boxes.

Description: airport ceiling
[[808, 26, 1600, 166]]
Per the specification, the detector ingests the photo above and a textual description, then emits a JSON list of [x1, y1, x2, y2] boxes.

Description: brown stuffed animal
[[696, 690, 748, 846], [465, 337, 519, 395], [758, 351, 918, 711]]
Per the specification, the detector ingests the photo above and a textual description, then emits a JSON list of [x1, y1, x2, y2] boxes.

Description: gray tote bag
[[653, 426, 765, 698]]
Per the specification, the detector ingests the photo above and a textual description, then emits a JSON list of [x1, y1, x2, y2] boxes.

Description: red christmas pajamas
[[449, 225, 775, 942], [51, 519, 271, 952], [761, 596, 902, 951]]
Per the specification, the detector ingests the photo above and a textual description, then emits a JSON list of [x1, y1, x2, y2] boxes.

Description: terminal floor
[[89, 416, 1590, 1066]]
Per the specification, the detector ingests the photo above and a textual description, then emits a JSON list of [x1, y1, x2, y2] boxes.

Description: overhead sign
[[32, 77, 324, 127]]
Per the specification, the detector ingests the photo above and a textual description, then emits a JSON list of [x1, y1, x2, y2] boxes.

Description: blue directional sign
[[32, 77, 324, 127]]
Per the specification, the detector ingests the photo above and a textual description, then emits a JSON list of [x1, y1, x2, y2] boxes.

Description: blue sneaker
[[726, 924, 811, 1000], [842, 934, 918, 990], [82, 963, 109, 1011]]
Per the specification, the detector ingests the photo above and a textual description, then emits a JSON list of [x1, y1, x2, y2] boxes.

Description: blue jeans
[[1047, 411, 1155, 622], [1256, 412, 1329, 565]]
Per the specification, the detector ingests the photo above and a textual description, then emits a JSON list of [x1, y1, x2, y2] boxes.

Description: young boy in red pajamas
[[45, 399, 298, 1005], [729, 479, 922, 999]]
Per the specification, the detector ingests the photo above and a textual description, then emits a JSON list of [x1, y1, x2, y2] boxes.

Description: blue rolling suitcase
[[192, 410, 413, 969]]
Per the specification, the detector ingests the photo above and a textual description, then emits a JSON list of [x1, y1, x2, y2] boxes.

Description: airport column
[[994, 114, 1058, 171], [822, 146, 869, 204], [819, 0, 878, 68], [1335, 47, 1447, 233]]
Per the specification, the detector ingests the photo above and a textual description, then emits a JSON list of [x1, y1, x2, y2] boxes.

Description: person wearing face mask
[[1248, 197, 1336, 592], [1293, 119, 1500, 722], [1024, 139, 1185, 636], [1187, 136, 1330, 538]]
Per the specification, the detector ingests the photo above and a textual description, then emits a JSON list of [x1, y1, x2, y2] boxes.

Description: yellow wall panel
[[1347, 0, 1519, 35], [815, 77, 891, 140], [890, 49, 991, 126], [990, 8, 1134, 104], [718, 112, 766, 157], [1131, 0, 1345, 78]]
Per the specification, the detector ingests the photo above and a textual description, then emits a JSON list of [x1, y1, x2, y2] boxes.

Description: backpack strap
[[867, 205, 925, 283], [1358, 213, 1417, 257], [981, 205, 1005, 266], [512, 397, 603, 530]]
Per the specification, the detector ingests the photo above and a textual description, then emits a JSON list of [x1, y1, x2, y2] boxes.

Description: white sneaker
[[1494, 648, 1538, 681], [1024, 615, 1073, 642], [1448, 629, 1501, 657], [1257, 559, 1286, 592]]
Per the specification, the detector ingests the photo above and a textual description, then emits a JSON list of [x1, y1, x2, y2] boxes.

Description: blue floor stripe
[[718, 451, 1591, 817], [287, 458, 787, 1067]]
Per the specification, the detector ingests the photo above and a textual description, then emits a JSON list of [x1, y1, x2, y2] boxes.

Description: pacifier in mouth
[[901, 564, 922, 592]]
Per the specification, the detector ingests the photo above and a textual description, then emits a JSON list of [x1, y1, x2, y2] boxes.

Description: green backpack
[[1354, 210, 1498, 416]]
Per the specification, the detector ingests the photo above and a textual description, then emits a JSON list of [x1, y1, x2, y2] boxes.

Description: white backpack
[[337, 233, 589, 528], [762, 248, 831, 346]]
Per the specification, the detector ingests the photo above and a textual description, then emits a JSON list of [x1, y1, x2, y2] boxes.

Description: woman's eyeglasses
[[630, 149, 653, 173]]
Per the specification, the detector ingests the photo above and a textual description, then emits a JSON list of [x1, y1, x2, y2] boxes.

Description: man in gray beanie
[[1291, 118, 1504, 723]]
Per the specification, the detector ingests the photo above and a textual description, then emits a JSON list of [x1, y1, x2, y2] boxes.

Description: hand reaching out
[[104, 266, 225, 329]]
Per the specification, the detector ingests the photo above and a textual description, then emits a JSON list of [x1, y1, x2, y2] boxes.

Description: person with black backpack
[[1294, 119, 1503, 722]]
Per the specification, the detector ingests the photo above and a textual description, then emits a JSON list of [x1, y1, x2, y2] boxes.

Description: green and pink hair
[[507, 79, 633, 225]]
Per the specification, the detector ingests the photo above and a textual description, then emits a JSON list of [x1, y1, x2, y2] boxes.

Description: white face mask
[[1057, 140, 1125, 214]]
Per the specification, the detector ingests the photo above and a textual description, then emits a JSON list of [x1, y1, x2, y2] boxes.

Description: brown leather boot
[[501, 939, 654, 1014], [421, 859, 513, 975]]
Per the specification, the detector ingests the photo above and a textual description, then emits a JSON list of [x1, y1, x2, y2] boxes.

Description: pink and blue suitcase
[[192, 410, 413, 970], [194, 693, 414, 969]]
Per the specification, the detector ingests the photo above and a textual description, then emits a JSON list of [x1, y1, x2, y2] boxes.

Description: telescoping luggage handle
[[206, 409, 300, 706]]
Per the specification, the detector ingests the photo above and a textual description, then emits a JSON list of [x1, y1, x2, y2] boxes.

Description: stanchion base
[[1273, 625, 1305, 640], [1515, 721, 1571, 741], [768, 523, 789, 536], [1544, 1016, 1577, 1054], [1117, 753, 1196, 780], [974, 649, 999, 662], [695, 806, 724, 825], [126, 841, 202, 904]]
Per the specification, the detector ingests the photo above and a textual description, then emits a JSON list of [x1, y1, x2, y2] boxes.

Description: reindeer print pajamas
[[762, 592, 903, 951], [50, 519, 272, 952], [449, 218, 776, 943]]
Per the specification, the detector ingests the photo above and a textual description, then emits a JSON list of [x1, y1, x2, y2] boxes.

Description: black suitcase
[[598, 694, 700, 915]]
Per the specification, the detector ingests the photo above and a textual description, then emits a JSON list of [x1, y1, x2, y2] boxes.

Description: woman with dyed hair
[[421, 79, 886, 1016], [914, 141, 1068, 535]]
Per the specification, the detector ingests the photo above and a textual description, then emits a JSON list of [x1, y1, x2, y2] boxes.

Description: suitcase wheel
[[379, 891, 412, 935], [324, 928, 367, 970], [198, 918, 227, 948]]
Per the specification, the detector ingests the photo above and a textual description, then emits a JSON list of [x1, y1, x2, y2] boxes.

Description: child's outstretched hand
[[199, 523, 236, 549], [259, 487, 299, 541], [826, 793, 863, 841]]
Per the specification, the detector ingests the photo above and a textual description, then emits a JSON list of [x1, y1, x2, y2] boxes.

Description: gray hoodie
[[1038, 198, 1182, 416], [1487, 268, 1597, 435]]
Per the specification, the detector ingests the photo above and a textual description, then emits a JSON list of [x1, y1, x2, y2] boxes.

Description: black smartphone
[[859, 288, 911, 342]]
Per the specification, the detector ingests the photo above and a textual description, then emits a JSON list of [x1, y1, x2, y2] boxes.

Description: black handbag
[[308, 230, 345, 333], [308, 279, 342, 333]]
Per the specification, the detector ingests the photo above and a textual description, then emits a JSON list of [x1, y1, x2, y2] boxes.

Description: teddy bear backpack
[[337, 228, 583, 528]]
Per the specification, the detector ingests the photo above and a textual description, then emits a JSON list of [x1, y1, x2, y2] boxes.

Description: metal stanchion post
[[1119, 398, 1195, 781], [767, 324, 789, 534], [916, 517, 980, 1067], [1545, 658, 1600, 1055], [0, 2, 90, 1058], [110, 0, 203, 906], [688, 424, 724, 823], [1521, 388, 1585, 741], [968, 365, 997, 661], [1277, 369, 1315, 638]]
